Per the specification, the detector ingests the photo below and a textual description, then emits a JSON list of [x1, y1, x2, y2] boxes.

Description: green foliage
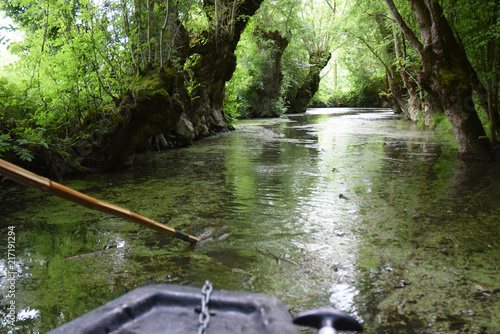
[[324, 77, 384, 107], [280, 0, 348, 107], [183, 53, 202, 100], [0, 0, 497, 167], [281, 42, 310, 104], [0, 75, 23, 118], [0, 130, 50, 162], [429, 112, 454, 134], [224, 79, 247, 121], [0, 0, 138, 138], [224, 19, 272, 116], [312, 30, 387, 107], [0, 74, 48, 162], [0, 0, 197, 167], [228, 0, 356, 115], [0, 0, 264, 150]]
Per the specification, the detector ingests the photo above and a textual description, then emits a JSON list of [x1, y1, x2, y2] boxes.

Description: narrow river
[[1, 108, 499, 333]]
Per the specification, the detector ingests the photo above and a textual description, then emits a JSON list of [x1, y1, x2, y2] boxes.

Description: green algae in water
[[355, 164, 500, 333], [1, 109, 499, 334]]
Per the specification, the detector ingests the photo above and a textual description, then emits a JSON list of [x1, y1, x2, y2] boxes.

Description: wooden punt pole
[[0, 158, 199, 243]]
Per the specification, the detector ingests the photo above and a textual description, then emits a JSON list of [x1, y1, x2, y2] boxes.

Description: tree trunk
[[485, 23, 500, 145], [423, 93, 442, 126], [385, 0, 492, 160], [186, 33, 237, 135], [286, 49, 331, 114], [77, 1, 265, 170], [244, 29, 289, 118], [372, 13, 405, 114], [382, 72, 404, 114], [180, 0, 264, 136], [391, 22, 425, 120], [79, 69, 183, 170], [402, 70, 423, 122]]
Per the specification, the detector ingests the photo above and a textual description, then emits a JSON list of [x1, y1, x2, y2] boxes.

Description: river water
[[1, 108, 499, 333]]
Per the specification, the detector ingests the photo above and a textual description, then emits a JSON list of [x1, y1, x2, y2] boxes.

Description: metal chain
[[198, 280, 213, 334]]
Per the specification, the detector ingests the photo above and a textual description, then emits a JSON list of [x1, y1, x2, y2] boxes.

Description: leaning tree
[[385, 0, 494, 160]]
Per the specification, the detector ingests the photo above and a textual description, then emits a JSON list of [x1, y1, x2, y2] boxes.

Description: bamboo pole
[[0, 158, 199, 243]]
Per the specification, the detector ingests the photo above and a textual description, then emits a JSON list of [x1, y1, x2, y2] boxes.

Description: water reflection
[[0, 108, 499, 333]]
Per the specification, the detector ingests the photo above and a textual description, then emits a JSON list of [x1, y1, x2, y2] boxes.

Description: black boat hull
[[46, 284, 299, 334]]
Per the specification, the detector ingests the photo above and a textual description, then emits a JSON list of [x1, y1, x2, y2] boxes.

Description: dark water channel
[[1, 108, 499, 333]]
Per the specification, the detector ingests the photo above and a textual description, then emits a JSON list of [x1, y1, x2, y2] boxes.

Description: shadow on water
[[0, 108, 499, 333]]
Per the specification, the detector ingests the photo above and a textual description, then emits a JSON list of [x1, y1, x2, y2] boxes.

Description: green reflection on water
[[0, 108, 499, 334]]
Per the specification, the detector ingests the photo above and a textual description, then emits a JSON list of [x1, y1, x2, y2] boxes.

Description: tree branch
[[384, 0, 423, 55], [359, 37, 391, 77]]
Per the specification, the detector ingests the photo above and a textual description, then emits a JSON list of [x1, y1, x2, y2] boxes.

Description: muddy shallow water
[[1, 108, 499, 333]]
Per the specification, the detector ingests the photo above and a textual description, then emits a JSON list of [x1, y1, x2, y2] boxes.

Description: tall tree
[[0, 0, 265, 171], [385, 0, 493, 160], [182, 0, 264, 136], [242, 28, 289, 118], [444, 0, 500, 145], [340, 1, 408, 114], [286, 48, 331, 113], [226, 0, 299, 118], [284, 0, 344, 113]]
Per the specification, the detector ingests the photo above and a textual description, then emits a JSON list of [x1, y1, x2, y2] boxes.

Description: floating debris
[[471, 288, 500, 298], [257, 248, 299, 266], [393, 280, 412, 288]]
